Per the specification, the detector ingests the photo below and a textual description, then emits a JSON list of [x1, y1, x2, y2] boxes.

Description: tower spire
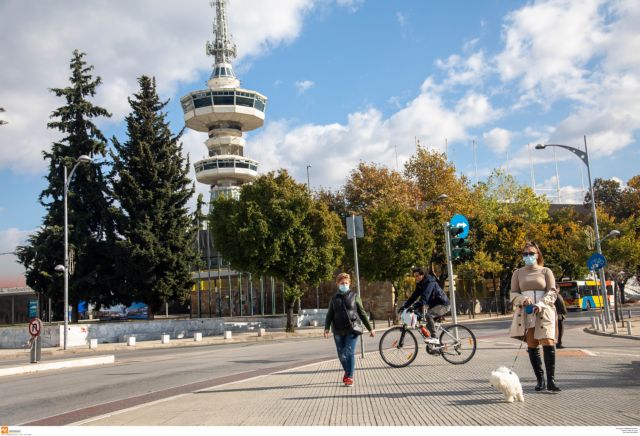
[[206, 0, 239, 88]]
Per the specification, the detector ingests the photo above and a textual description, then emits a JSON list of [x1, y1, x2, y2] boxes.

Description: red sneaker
[[344, 377, 354, 387], [343, 372, 348, 382]]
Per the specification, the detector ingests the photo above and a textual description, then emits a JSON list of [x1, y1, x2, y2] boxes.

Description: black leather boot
[[527, 347, 545, 391], [543, 345, 561, 392]]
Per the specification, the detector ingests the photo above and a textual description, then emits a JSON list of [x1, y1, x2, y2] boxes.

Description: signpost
[[346, 215, 365, 358], [28, 317, 43, 363], [445, 214, 471, 325], [587, 253, 610, 327]]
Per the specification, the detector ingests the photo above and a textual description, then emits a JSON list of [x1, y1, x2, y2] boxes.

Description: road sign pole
[[351, 215, 365, 358], [444, 222, 458, 325]]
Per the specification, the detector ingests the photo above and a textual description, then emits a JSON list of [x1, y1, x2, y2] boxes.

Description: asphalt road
[[1, 314, 596, 425]]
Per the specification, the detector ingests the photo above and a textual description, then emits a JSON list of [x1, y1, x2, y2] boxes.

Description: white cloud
[[295, 80, 316, 94], [496, 0, 607, 104], [483, 128, 512, 154], [0, 228, 31, 285], [249, 77, 500, 190], [536, 176, 587, 204], [0, 0, 322, 175]]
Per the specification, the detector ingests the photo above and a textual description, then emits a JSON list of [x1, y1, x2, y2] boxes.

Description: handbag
[[350, 318, 364, 335]]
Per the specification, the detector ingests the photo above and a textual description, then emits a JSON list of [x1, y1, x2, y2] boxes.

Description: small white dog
[[489, 366, 524, 403]]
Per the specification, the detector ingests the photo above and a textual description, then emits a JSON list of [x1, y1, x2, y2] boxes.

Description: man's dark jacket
[[403, 274, 449, 309]]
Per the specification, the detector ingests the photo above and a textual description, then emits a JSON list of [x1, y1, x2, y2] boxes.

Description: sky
[[0, 0, 639, 286]]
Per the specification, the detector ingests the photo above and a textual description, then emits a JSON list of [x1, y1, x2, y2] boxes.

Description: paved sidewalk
[[76, 325, 639, 426]]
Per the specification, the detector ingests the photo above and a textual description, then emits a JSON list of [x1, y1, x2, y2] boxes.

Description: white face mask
[[523, 254, 537, 266], [338, 284, 350, 293]]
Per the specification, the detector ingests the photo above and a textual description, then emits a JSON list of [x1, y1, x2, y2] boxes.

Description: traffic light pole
[[444, 222, 458, 325]]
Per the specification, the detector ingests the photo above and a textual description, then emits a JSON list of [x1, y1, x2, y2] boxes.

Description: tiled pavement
[[77, 327, 640, 426]]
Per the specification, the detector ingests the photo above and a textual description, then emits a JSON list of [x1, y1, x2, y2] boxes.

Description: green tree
[[210, 170, 344, 331], [357, 204, 434, 310], [403, 147, 473, 276], [16, 50, 114, 320], [110, 76, 196, 318], [619, 175, 640, 220], [585, 178, 623, 219], [344, 162, 417, 213]]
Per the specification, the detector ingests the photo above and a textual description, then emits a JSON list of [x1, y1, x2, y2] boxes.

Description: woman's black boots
[[543, 345, 561, 392], [527, 347, 546, 391]]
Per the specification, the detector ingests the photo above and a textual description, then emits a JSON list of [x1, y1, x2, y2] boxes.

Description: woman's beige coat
[[509, 266, 558, 341]]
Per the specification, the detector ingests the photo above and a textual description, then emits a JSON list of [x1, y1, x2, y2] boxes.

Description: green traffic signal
[[449, 226, 474, 262]]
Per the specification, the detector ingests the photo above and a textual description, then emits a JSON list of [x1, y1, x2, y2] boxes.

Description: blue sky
[[1, 0, 639, 284]]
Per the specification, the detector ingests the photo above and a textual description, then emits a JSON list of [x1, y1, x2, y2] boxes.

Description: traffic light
[[449, 225, 473, 262]]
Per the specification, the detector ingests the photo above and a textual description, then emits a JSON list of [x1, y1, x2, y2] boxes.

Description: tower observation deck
[[181, 0, 267, 202]]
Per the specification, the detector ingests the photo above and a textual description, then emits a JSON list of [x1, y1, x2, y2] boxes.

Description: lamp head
[[77, 155, 92, 164], [437, 194, 448, 200], [54, 264, 65, 272], [608, 230, 621, 237], [535, 144, 546, 150]]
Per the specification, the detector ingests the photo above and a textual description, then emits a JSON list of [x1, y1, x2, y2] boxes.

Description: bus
[[557, 280, 616, 311]]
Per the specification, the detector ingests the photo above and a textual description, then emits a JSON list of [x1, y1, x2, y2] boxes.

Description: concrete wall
[[0, 316, 292, 349]]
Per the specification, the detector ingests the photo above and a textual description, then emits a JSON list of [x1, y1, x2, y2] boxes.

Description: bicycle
[[379, 308, 477, 367]]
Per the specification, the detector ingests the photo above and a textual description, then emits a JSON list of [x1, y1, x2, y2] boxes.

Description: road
[[0, 313, 606, 425]]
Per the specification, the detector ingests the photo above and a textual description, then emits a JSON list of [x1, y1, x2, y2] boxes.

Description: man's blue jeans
[[333, 333, 359, 377]]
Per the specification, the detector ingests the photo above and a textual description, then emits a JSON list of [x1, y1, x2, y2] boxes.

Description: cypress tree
[[110, 76, 196, 318], [16, 50, 114, 321]]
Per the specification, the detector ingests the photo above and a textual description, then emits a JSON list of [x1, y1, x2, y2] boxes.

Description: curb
[[583, 327, 640, 341], [0, 355, 115, 377]]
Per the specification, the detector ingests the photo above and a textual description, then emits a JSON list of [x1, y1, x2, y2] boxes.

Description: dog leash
[[510, 341, 524, 370]]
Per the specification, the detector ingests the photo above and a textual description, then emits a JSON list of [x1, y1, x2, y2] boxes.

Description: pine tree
[[16, 50, 113, 320], [110, 76, 196, 318]]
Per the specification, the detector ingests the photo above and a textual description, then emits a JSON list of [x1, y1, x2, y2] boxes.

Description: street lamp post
[[306, 164, 311, 192], [59, 155, 92, 350], [535, 136, 614, 325]]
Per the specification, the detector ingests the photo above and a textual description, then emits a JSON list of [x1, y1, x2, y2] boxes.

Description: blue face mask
[[338, 284, 350, 293], [523, 254, 537, 266]]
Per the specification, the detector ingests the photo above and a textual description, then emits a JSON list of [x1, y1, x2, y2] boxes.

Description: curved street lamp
[[61, 155, 92, 349], [535, 136, 614, 325]]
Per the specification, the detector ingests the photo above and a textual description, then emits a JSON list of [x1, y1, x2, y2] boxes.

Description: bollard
[[591, 317, 597, 329], [257, 328, 266, 337], [612, 321, 619, 334], [599, 314, 606, 332], [161, 334, 170, 344], [36, 336, 42, 362], [30, 338, 37, 364], [127, 336, 136, 346], [627, 322, 632, 335], [224, 330, 232, 339], [89, 338, 98, 349], [194, 332, 202, 341]]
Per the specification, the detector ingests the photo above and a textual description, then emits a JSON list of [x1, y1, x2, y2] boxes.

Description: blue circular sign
[[587, 253, 607, 270], [450, 214, 470, 238]]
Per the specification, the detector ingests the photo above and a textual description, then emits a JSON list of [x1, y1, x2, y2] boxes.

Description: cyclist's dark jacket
[[324, 291, 372, 336], [403, 274, 449, 310]]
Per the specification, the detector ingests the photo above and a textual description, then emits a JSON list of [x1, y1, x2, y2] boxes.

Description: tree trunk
[[285, 298, 297, 332]]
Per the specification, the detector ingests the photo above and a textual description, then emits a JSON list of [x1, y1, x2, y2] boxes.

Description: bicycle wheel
[[438, 324, 477, 364], [379, 326, 418, 368]]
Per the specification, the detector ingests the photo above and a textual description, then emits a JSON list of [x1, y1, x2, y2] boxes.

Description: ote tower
[[181, 0, 267, 202]]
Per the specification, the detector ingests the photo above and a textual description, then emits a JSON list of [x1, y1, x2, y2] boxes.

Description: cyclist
[[399, 268, 450, 344]]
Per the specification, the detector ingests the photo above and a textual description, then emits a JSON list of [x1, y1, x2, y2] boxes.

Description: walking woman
[[324, 272, 375, 387], [509, 241, 561, 392]]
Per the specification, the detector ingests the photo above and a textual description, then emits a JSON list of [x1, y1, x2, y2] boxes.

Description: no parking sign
[[29, 318, 43, 337]]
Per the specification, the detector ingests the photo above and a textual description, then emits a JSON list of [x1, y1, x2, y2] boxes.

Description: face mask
[[523, 254, 537, 266], [338, 284, 350, 293]]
